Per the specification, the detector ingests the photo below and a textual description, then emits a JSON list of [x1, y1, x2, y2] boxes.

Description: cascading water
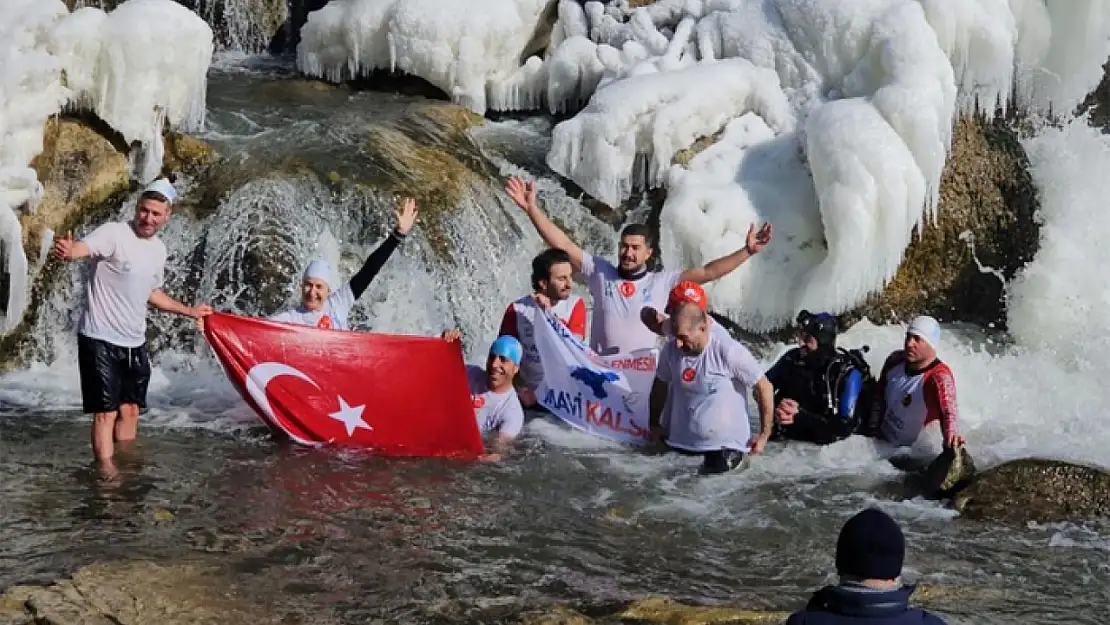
[[2, 2, 1110, 624]]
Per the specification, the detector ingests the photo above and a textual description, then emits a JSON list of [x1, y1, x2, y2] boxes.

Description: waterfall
[[12, 123, 618, 372]]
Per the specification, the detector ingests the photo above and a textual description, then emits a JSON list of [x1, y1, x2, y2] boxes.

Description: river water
[[1, 56, 1108, 624]]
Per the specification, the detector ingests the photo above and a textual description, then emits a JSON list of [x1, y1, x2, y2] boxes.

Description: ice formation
[[296, 0, 552, 114], [0, 0, 213, 334], [532, 0, 1110, 329]]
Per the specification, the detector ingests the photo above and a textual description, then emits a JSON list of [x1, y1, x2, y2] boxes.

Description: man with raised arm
[[498, 247, 587, 407], [505, 176, 772, 356], [52, 178, 213, 475], [269, 197, 418, 330], [648, 302, 775, 475]]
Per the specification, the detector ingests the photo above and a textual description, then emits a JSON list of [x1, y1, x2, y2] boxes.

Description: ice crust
[[0, 0, 213, 334]]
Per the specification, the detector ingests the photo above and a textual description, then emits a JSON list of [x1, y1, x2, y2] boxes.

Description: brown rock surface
[[953, 458, 1110, 524], [0, 560, 277, 625], [849, 112, 1040, 328]]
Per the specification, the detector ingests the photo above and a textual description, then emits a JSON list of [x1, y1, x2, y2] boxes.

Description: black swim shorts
[[700, 449, 746, 475], [76, 334, 151, 414]]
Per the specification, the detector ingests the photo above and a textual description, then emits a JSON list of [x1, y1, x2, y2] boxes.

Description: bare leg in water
[[93, 411, 119, 480], [115, 402, 139, 445]]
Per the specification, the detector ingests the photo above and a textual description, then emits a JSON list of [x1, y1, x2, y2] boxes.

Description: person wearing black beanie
[[764, 311, 874, 446], [785, 508, 949, 625]]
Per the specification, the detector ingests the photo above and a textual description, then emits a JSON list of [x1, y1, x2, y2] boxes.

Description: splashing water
[[1, 55, 1110, 625]]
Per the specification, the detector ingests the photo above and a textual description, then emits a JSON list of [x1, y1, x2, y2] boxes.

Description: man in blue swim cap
[[442, 330, 525, 461]]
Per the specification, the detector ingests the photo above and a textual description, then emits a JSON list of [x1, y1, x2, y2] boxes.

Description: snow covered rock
[[296, 0, 553, 114], [543, 0, 1110, 329], [0, 0, 214, 335]]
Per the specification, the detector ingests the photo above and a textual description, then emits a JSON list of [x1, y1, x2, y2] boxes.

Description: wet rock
[[0, 560, 272, 625], [613, 597, 789, 624], [520, 0, 562, 64], [1080, 59, 1110, 131], [517, 605, 593, 625], [848, 111, 1040, 329], [895, 444, 978, 501], [357, 102, 493, 261], [161, 130, 217, 178], [23, 117, 130, 267], [476, 598, 789, 625], [952, 458, 1110, 524]]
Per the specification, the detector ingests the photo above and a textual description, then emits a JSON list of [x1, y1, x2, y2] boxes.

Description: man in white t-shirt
[[641, 280, 733, 343], [649, 302, 775, 475], [52, 178, 213, 475], [498, 247, 587, 408], [506, 176, 771, 356], [267, 197, 417, 330], [442, 331, 525, 462]]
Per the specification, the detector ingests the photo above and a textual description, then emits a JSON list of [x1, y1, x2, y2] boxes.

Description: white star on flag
[[328, 396, 371, 437]]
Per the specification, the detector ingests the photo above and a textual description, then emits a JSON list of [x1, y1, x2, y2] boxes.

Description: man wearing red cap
[[649, 301, 775, 474], [640, 280, 733, 342], [506, 176, 771, 356]]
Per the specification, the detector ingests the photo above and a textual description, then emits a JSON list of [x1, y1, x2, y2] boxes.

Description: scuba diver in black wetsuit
[[765, 310, 875, 446]]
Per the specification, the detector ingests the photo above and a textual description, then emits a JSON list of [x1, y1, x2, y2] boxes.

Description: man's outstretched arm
[[679, 222, 772, 284], [505, 176, 585, 272], [149, 290, 212, 319]]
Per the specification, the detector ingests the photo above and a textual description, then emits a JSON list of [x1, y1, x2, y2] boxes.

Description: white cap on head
[[143, 178, 178, 205], [303, 259, 336, 290], [907, 315, 941, 349]]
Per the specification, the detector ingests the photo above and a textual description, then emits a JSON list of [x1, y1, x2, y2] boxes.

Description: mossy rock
[[354, 102, 493, 262], [848, 111, 1040, 329], [953, 458, 1110, 524], [0, 560, 272, 625], [161, 130, 217, 178]]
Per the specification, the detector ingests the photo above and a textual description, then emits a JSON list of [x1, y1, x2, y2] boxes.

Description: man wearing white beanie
[[863, 315, 966, 450], [269, 197, 418, 330], [53, 177, 213, 476]]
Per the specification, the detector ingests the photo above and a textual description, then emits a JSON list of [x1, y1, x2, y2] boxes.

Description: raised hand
[[53, 232, 74, 260], [395, 197, 418, 235], [745, 222, 773, 254], [505, 176, 537, 212]]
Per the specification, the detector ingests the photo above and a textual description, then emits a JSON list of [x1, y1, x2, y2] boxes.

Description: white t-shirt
[[269, 284, 356, 330], [466, 365, 524, 437], [655, 332, 764, 453], [580, 253, 682, 356], [78, 221, 167, 348]]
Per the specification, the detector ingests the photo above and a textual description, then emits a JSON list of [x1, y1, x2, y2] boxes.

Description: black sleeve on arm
[[349, 229, 405, 300]]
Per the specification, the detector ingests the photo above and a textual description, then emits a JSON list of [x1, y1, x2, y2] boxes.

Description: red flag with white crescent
[[202, 312, 485, 459]]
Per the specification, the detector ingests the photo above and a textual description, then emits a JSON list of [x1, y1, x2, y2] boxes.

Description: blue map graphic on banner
[[571, 367, 620, 399]]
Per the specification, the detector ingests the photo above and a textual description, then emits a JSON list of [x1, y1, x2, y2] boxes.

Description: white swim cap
[[302, 259, 336, 290], [907, 315, 941, 349], [142, 178, 177, 205]]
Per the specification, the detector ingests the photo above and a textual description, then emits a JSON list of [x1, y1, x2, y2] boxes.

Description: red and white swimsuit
[[498, 294, 586, 388], [874, 350, 959, 447]]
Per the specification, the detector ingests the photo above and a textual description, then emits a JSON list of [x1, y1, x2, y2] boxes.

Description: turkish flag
[[202, 312, 485, 459]]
